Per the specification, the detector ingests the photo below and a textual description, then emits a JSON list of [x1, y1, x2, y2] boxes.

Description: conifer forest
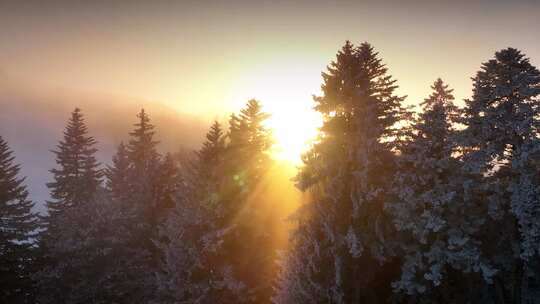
[[2, 1, 540, 303]]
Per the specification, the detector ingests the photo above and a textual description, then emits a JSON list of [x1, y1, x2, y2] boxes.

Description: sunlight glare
[[230, 57, 323, 164]]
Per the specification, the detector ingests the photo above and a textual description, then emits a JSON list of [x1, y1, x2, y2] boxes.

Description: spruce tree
[[37, 108, 108, 303], [156, 121, 228, 302], [104, 141, 158, 302], [197, 120, 226, 182], [152, 153, 179, 220], [127, 109, 161, 181], [388, 79, 492, 301], [155, 160, 210, 303], [106, 142, 130, 203], [107, 109, 160, 294], [459, 48, 540, 303], [38, 190, 154, 304], [44, 108, 102, 230], [125, 109, 162, 221], [202, 99, 274, 303], [275, 41, 408, 303], [0, 136, 38, 303], [111, 109, 175, 300]]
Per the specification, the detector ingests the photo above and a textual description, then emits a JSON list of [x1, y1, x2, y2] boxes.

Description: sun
[[227, 56, 324, 164], [235, 62, 322, 165], [265, 107, 320, 164]]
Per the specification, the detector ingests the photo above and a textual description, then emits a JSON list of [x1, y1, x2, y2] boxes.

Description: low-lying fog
[[0, 72, 209, 213]]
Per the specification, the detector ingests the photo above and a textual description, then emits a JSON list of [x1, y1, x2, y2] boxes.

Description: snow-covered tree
[[40, 108, 103, 249], [37, 108, 121, 302], [155, 162, 210, 303], [276, 41, 408, 303], [388, 79, 493, 301], [37, 191, 154, 304], [0, 136, 38, 303], [273, 202, 338, 303], [458, 48, 540, 303], [55, 109, 184, 303], [156, 121, 229, 302], [103, 109, 183, 301]]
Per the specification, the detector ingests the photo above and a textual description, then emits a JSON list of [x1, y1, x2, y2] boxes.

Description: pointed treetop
[[0, 136, 37, 303], [472, 47, 540, 101], [0, 135, 19, 175], [61, 107, 96, 147], [199, 120, 226, 164], [316, 40, 406, 141], [342, 40, 355, 54], [239, 99, 270, 123], [208, 121, 224, 142], [130, 109, 156, 138], [106, 141, 131, 201], [461, 47, 540, 162], [0, 135, 30, 205], [47, 108, 102, 216], [128, 108, 160, 160], [421, 78, 455, 110], [108, 142, 129, 175]]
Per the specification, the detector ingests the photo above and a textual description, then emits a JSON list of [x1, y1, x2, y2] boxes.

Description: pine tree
[[195, 120, 226, 212], [156, 121, 228, 302], [201, 99, 274, 303], [103, 109, 162, 297], [44, 108, 102, 230], [104, 141, 159, 303], [388, 79, 492, 301], [0, 136, 38, 303], [226, 99, 272, 185], [275, 41, 408, 303], [199, 121, 226, 164], [197, 120, 226, 182], [155, 162, 210, 303], [37, 190, 154, 304], [106, 142, 130, 203], [273, 202, 334, 304], [125, 109, 162, 220], [37, 108, 110, 303], [127, 109, 161, 181], [152, 153, 179, 220], [458, 48, 540, 303], [106, 109, 180, 301]]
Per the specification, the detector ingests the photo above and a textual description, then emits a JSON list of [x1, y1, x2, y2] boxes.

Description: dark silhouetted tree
[[106, 142, 130, 203], [0, 136, 38, 303], [198, 99, 275, 303], [37, 108, 109, 303], [44, 108, 102, 230], [275, 41, 408, 303], [458, 48, 540, 303]]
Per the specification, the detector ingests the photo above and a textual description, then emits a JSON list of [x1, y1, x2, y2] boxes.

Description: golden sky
[[1, 0, 540, 160]]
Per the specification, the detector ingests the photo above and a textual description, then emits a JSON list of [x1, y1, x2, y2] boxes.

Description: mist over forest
[[3, 1, 540, 303], [0, 72, 208, 211]]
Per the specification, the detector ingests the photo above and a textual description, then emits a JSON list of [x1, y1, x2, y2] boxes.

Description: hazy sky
[[1, 0, 540, 118]]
